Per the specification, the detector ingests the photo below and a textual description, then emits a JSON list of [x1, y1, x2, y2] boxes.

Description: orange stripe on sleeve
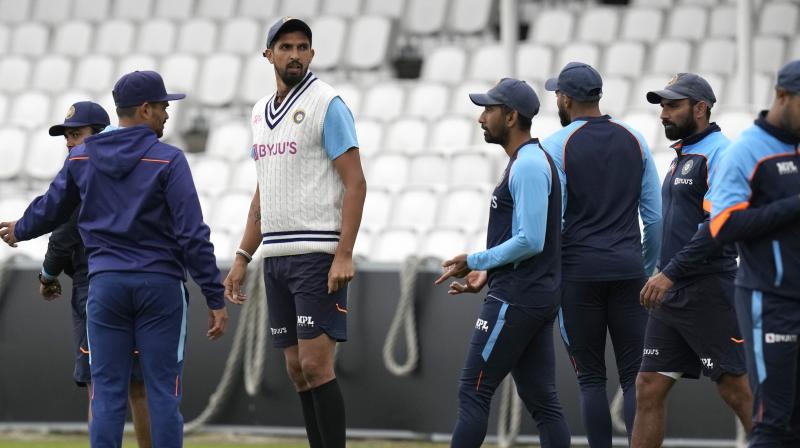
[[141, 158, 170, 164], [69, 156, 89, 160], [710, 202, 749, 238], [703, 199, 712, 213]]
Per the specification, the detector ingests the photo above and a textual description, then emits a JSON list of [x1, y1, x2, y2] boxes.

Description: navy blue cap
[[647, 73, 716, 107], [545, 62, 603, 102], [48, 101, 110, 136], [777, 59, 800, 94], [112, 70, 186, 108], [266, 16, 312, 49], [469, 78, 540, 119]]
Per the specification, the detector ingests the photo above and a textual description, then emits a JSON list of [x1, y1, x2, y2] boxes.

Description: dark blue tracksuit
[[14, 125, 225, 448], [542, 115, 662, 446], [708, 113, 800, 447], [454, 140, 569, 448]]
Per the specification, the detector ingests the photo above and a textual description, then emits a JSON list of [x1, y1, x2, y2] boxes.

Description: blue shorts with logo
[[263, 253, 348, 348], [72, 283, 143, 386], [640, 273, 746, 381]]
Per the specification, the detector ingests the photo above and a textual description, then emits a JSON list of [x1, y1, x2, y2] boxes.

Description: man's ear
[[695, 101, 708, 120], [506, 109, 518, 129], [264, 48, 274, 64]]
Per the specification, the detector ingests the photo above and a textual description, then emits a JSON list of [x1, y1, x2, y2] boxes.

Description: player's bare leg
[[631, 372, 676, 448], [285, 345, 323, 448], [128, 381, 152, 448], [87, 387, 92, 423], [298, 334, 344, 448], [716, 373, 753, 434]]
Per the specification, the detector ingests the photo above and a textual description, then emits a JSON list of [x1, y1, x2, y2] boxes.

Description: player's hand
[[448, 270, 487, 295], [640, 272, 674, 310], [224, 258, 248, 305], [328, 254, 354, 294], [0, 220, 18, 247], [39, 279, 62, 301], [434, 253, 471, 285], [207, 307, 228, 340]]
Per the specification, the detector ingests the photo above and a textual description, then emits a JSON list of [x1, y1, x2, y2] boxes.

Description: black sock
[[311, 378, 346, 448], [299, 390, 324, 448]]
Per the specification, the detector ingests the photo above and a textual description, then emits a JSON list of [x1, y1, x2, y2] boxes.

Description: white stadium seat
[[73, 56, 114, 94], [364, 0, 405, 18], [280, 0, 320, 17], [577, 8, 619, 44], [354, 119, 383, 157], [73, 0, 110, 22], [205, 121, 252, 161], [406, 82, 449, 119], [632, 0, 673, 8], [362, 82, 405, 121], [0, 25, 8, 54], [229, 159, 257, 191], [115, 0, 152, 20], [0, 0, 32, 24], [437, 187, 490, 233], [558, 43, 601, 72], [621, 8, 663, 43], [238, 0, 280, 19], [717, 110, 756, 141], [620, 111, 662, 151], [605, 41, 646, 78], [601, 77, 632, 117], [419, 228, 469, 261], [0, 93, 7, 123], [32, 56, 73, 93], [50, 90, 92, 125], [197, 54, 241, 106], [516, 44, 553, 82], [197, 0, 236, 19], [116, 54, 158, 78], [10, 23, 48, 56], [407, 154, 448, 189], [177, 19, 218, 55], [137, 20, 177, 56], [0, 128, 26, 179], [535, 115, 565, 141], [32, 0, 70, 24], [709, 5, 736, 38], [210, 229, 236, 262], [370, 228, 419, 263], [220, 18, 261, 55], [24, 130, 68, 181], [322, 0, 362, 17], [10, 92, 50, 129], [404, 0, 448, 35], [529, 10, 574, 46], [154, 0, 193, 20], [345, 16, 392, 70], [209, 191, 253, 234], [666, 5, 707, 40], [95, 20, 136, 55], [390, 187, 438, 231], [190, 157, 232, 196], [239, 55, 277, 105], [450, 152, 496, 189], [160, 54, 200, 93], [449, 0, 494, 35], [421, 46, 467, 84], [52, 21, 93, 56], [759, 2, 799, 37], [366, 154, 409, 190], [353, 229, 372, 260], [360, 187, 393, 233], [451, 81, 493, 118], [651, 40, 692, 74], [310, 16, 347, 71], [335, 83, 363, 117], [696, 38, 736, 75], [430, 117, 475, 151], [384, 118, 428, 155], [753, 36, 787, 74]]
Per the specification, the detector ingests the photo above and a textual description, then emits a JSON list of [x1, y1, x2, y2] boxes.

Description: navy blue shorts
[[263, 253, 348, 348], [640, 273, 746, 381], [72, 283, 143, 387]]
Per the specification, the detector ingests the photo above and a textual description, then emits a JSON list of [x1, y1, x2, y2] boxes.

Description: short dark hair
[[501, 105, 532, 131], [689, 98, 712, 120], [91, 125, 106, 135], [116, 105, 138, 118]]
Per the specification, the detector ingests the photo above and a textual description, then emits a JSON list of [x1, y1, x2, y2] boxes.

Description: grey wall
[[0, 267, 737, 439]]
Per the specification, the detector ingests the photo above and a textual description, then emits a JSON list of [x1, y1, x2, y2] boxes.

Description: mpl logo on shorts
[[777, 161, 798, 175], [765, 333, 798, 343], [701, 358, 714, 369], [475, 318, 489, 332], [297, 316, 315, 327], [643, 348, 659, 356], [271, 327, 287, 335]]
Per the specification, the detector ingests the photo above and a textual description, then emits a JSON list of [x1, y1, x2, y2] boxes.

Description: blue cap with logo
[[266, 16, 312, 48], [545, 62, 603, 102], [112, 70, 186, 108], [48, 101, 111, 136], [777, 59, 800, 94], [469, 78, 540, 119], [646, 73, 716, 107]]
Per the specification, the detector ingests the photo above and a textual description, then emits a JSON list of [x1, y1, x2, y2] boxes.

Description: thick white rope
[[382, 256, 420, 376]]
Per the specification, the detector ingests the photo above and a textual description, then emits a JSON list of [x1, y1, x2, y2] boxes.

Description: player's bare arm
[[224, 184, 262, 304], [0, 220, 19, 247], [328, 148, 366, 294]]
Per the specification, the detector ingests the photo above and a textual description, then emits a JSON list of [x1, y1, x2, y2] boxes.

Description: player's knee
[[718, 374, 751, 407], [284, 358, 306, 388], [299, 355, 332, 386], [635, 373, 668, 406]]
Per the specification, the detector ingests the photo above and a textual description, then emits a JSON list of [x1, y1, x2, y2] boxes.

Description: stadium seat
[[32, 0, 70, 24], [310, 16, 347, 71], [239, 55, 277, 105], [384, 118, 428, 154], [116, 54, 158, 78], [791, 36, 800, 61], [679, 0, 718, 6], [650, 40, 692, 74], [220, 18, 261, 55], [210, 229, 235, 262], [177, 19, 218, 55], [516, 43, 553, 82], [604, 41, 646, 78], [601, 77, 632, 117], [430, 117, 475, 151], [620, 111, 661, 150], [190, 157, 232, 196], [93, 92, 116, 123], [717, 109, 756, 141], [197, 0, 236, 19], [0, 56, 31, 93], [369, 228, 419, 263], [229, 159, 257, 191], [421, 45, 468, 84], [407, 154, 448, 189], [450, 152, 495, 189], [321, 0, 362, 17], [577, 8, 619, 44], [52, 21, 93, 57], [753, 35, 787, 74], [0, 0, 31, 23], [154, 0, 193, 20], [390, 187, 438, 232], [205, 121, 252, 161], [406, 82, 450, 119], [0, 25, 8, 54], [10, 92, 50, 129], [196, 192, 213, 220], [353, 229, 372, 260], [449, 0, 494, 35], [529, 10, 574, 46], [558, 43, 601, 72], [32, 56, 72, 93], [10, 23, 47, 56], [73, 0, 110, 22], [73, 56, 113, 95], [209, 191, 252, 234], [114, 0, 152, 20], [652, 150, 676, 181], [631, 0, 673, 8], [469, 229, 488, 254], [418, 228, 469, 261], [137, 19, 177, 56], [280, 0, 321, 16], [404, 0, 448, 35], [364, 0, 405, 18], [160, 54, 200, 93], [666, 5, 707, 40], [360, 187, 393, 233], [335, 82, 363, 117], [49, 90, 91, 125], [696, 38, 736, 75], [354, 119, 383, 157], [621, 8, 663, 43], [197, 54, 242, 106], [437, 187, 489, 233], [0, 94, 7, 123], [366, 154, 409, 190], [0, 128, 26, 180], [95, 20, 136, 55], [238, 0, 280, 19], [759, 2, 799, 37], [362, 82, 405, 121], [697, 72, 725, 106], [633, 74, 671, 108], [708, 5, 736, 38], [451, 81, 493, 117], [534, 114, 563, 140], [24, 129, 68, 181], [345, 16, 392, 70]]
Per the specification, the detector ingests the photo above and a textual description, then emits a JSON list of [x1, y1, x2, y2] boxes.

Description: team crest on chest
[[681, 159, 694, 175], [65, 105, 75, 119], [292, 109, 306, 124]]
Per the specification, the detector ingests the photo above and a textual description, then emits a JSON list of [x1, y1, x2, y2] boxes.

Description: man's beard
[[278, 63, 307, 88], [558, 106, 571, 127], [663, 114, 697, 141], [780, 107, 800, 141], [483, 127, 507, 146]]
